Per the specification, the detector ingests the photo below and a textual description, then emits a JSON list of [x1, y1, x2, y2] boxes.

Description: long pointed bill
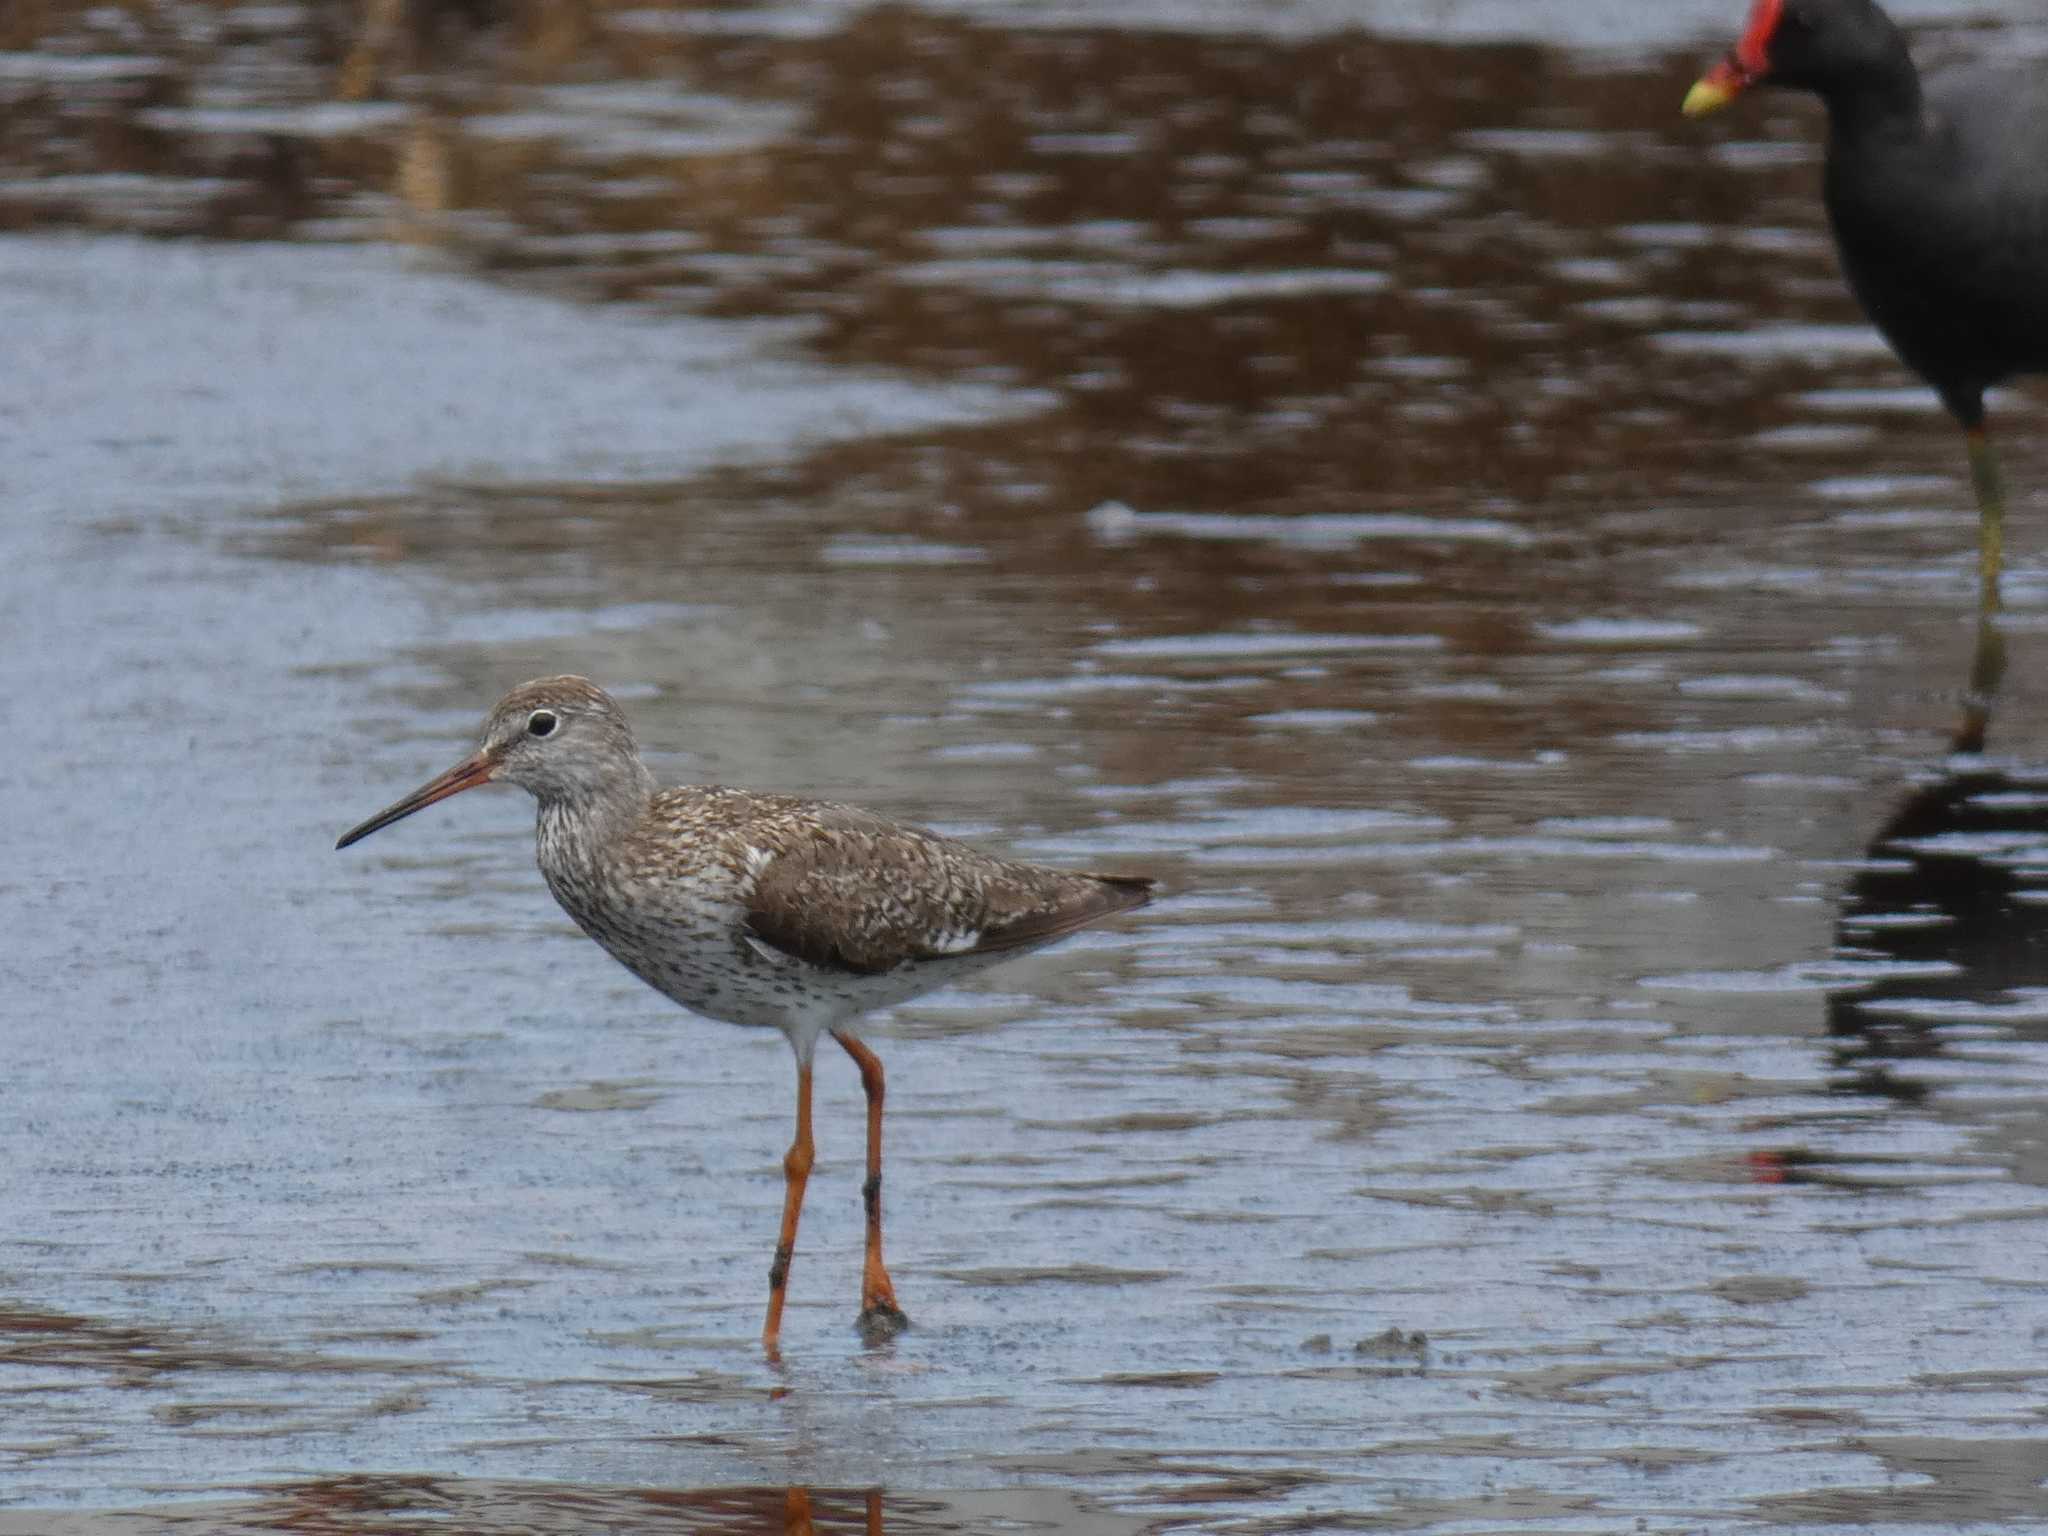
[[1683, 57, 1750, 117], [335, 751, 498, 849]]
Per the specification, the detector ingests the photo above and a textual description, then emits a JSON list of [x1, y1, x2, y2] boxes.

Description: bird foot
[[857, 1301, 910, 1343]]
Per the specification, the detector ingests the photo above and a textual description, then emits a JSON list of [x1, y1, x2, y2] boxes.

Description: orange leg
[[762, 1060, 815, 1355], [833, 1030, 909, 1338]]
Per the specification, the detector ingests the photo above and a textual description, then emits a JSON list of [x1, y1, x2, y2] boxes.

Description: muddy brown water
[[6, 1, 2048, 1531]]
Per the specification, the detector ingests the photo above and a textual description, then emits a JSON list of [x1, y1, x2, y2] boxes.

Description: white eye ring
[[527, 710, 558, 738]]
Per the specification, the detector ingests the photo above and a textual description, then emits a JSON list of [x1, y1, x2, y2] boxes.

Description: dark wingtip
[[1097, 873, 1156, 911]]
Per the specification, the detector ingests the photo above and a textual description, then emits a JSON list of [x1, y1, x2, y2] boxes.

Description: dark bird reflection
[[1826, 643, 2048, 1107], [186, 1478, 897, 1534]]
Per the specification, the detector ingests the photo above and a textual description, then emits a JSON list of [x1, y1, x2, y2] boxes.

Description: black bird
[[1685, 0, 2048, 629]]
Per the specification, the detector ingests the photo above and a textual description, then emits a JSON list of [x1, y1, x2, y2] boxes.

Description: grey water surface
[[4, 1, 2048, 1531]]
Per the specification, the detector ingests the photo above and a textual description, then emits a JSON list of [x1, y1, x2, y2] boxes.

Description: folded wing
[[738, 804, 1152, 976]]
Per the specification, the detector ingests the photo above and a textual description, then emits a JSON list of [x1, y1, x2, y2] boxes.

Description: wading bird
[[337, 676, 1152, 1351]]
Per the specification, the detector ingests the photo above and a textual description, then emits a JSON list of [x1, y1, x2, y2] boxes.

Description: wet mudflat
[[5, 0, 2048, 1530]]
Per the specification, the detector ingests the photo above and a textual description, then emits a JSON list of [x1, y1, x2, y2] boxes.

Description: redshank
[[335, 676, 1153, 1350], [1685, 0, 2048, 668]]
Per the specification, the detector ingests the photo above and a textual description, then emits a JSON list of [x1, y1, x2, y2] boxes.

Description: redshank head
[[335, 676, 650, 849]]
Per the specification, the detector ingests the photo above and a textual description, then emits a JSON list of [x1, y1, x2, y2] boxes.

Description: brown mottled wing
[[740, 805, 1152, 976]]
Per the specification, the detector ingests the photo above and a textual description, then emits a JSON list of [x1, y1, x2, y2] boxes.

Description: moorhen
[[1684, 0, 2048, 623]]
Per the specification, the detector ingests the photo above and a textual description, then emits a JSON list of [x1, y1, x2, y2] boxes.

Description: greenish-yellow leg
[[1969, 610, 2007, 711], [1962, 426, 2008, 739], [1966, 426, 2006, 615]]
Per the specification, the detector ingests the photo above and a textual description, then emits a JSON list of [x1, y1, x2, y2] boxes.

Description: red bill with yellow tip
[[1683, 0, 1784, 116]]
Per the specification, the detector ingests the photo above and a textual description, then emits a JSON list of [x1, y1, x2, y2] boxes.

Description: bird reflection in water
[[1744, 620, 2043, 1190], [784, 1487, 883, 1536], [1823, 642, 2048, 1110], [177, 1478, 888, 1534]]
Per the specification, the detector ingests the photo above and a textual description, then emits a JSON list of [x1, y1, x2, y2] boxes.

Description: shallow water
[[6, 1, 2048, 1531]]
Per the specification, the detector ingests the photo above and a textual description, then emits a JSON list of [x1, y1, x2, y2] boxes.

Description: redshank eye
[[527, 710, 558, 738]]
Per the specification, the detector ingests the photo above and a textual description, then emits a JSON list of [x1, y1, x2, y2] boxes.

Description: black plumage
[[1687, 0, 2048, 628]]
